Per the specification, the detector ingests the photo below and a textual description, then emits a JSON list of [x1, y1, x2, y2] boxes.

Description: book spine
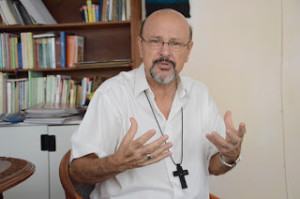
[[66, 35, 75, 68], [54, 37, 61, 68], [26, 32, 35, 69], [20, 32, 28, 69], [99, 0, 103, 21], [17, 38, 22, 69], [60, 31, 67, 68], [95, 4, 99, 22], [92, 4, 96, 22], [87, 0, 93, 22]]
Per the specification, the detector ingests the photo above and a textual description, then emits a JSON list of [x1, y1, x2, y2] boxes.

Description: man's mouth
[[152, 57, 176, 70]]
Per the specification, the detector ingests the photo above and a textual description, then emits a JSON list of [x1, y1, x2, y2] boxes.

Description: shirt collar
[[134, 63, 188, 99], [134, 63, 150, 98]]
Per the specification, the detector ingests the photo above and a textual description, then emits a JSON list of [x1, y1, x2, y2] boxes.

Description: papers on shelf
[[74, 59, 131, 69], [23, 115, 82, 125], [24, 103, 83, 124]]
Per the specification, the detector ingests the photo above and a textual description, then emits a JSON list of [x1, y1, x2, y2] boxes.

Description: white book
[[6, 82, 11, 113], [19, 0, 57, 24], [0, 72, 7, 114]]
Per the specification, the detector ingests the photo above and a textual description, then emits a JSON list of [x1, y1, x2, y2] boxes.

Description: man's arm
[[69, 118, 173, 184], [206, 111, 246, 175]]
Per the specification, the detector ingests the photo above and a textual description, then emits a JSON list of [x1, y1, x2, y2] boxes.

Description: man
[[70, 9, 246, 199]]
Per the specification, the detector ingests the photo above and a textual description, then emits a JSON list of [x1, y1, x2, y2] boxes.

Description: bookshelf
[[0, 0, 142, 113], [0, 0, 142, 77]]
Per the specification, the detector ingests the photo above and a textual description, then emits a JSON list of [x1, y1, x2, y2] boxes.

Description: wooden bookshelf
[[0, 0, 142, 78]]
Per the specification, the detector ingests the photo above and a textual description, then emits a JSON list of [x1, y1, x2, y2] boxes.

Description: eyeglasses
[[140, 36, 191, 51]]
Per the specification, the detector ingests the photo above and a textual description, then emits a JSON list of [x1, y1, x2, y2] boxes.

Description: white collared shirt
[[71, 64, 225, 199]]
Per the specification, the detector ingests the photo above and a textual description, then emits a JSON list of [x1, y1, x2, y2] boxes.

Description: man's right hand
[[111, 117, 173, 171]]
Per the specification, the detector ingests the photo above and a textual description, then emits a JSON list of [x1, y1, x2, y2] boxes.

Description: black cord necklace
[[144, 90, 189, 189]]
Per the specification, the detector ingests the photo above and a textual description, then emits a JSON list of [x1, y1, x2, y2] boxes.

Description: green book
[[28, 71, 43, 107]]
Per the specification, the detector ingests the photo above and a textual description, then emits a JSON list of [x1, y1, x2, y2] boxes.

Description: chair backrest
[[59, 150, 83, 199], [59, 150, 95, 199], [209, 193, 220, 199]]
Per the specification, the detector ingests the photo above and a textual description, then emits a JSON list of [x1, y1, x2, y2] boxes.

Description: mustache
[[152, 57, 176, 68]]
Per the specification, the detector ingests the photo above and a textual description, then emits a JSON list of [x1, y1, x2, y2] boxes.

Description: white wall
[[181, 0, 299, 198]]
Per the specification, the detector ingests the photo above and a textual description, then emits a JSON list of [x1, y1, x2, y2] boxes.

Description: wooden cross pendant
[[173, 164, 189, 189]]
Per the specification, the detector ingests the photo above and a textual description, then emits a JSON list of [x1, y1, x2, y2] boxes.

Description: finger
[[206, 132, 229, 151], [140, 134, 170, 154], [122, 118, 138, 144], [237, 122, 246, 138], [224, 111, 234, 131], [150, 141, 173, 159], [134, 129, 156, 145], [143, 150, 172, 166], [226, 130, 241, 145]]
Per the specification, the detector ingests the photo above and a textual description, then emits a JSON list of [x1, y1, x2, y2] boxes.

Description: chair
[[59, 150, 94, 199], [59, 150, 219, 199]]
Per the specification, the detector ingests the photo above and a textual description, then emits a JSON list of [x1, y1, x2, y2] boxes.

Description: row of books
[[0, 0, 56, 25], [80, 0, 131, 23], [0, 71, 98, 114], [0, 32, 84, 70]]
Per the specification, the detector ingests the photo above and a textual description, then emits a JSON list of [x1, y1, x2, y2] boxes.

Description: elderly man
[[70, 9, 246, 199]]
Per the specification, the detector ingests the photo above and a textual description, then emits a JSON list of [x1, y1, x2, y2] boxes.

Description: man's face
[[139, 11, 193, 85]]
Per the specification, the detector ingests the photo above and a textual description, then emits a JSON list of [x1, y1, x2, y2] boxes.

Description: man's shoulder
[[95, 68, 137, 95], [180, 75, 209, 93]]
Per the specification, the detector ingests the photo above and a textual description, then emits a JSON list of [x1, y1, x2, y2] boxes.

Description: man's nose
[[160, 41, 171, 55]]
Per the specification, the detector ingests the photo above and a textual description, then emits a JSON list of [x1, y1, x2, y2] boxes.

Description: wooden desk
[[0, 157, 35, 199]]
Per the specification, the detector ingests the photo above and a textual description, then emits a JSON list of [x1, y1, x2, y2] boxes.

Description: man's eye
[[149, 39, 160, 44], [170, 41, 180, 46]]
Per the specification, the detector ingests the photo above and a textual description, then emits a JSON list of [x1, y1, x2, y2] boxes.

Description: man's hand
[[111, 118, 173, 171], [206, 111, 246, 164]]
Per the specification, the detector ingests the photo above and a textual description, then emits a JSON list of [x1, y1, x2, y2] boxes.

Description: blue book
[[60, 31, 67, 68], [99, 0, 103, 21], [17, 42, 23, 69]]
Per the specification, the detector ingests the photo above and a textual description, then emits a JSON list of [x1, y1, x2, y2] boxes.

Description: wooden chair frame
[[59, 150, 219, 199]]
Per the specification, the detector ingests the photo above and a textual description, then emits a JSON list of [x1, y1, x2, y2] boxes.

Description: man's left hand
[[206, 111, 246, 164]]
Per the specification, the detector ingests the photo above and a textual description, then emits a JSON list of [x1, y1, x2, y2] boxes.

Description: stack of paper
[[24, 103, 82, 124]]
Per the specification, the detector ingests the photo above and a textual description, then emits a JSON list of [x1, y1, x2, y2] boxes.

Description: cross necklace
[[144, 91, 189, 189]]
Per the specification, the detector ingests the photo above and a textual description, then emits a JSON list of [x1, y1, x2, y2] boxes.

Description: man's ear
[[184, 41, 193, 62]]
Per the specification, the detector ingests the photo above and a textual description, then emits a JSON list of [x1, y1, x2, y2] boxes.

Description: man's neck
[[147, 76, 178, 119]]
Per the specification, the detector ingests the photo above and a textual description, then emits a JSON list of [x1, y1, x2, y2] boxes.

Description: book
[[60, 31, 67, 68], [86, 0, 93, 22], [26, 32, 35, 69], [28, 71, 43, 107], [17, 40, 22, 69], [13, 0, 33, 25], [19, 0, 57, 24], [6, 78, 28, 113], [0, 72, 7, 114], [11, 0, 25, 25], [66, 35, 84, 68], [20, 32, 28, 69], [0, 0, 17, 25], [101, 0, 108, 21], [54, 36, 61, 68]]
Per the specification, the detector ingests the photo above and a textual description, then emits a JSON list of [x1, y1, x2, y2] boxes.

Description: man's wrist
[[219, 153, 241, 168]]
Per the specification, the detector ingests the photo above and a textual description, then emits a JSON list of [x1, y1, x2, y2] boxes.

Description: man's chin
[[152, 73, 176, 85]]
